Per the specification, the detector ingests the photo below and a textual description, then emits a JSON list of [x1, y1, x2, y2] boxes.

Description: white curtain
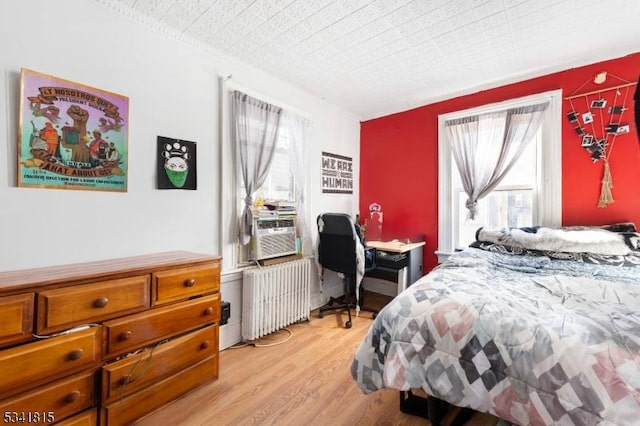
[[231, 91, 283, 245], [282, 111, 313, 257], [446, 103, 548, 220]]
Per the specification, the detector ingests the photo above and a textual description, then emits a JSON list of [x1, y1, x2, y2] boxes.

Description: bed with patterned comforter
[[351, 226, 640, 425]]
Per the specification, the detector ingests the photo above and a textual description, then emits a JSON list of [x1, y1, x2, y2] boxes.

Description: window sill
[[434, 250, 454, 264]]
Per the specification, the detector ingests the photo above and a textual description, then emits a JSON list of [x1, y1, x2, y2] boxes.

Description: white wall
[[0, 0, 360, 347], [0, 0, 219, 269]]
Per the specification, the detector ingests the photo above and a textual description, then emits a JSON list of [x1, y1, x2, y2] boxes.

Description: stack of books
[[264, 200, 296, 213], [258, 200, 297, 218], [252, 207, 278, 218]]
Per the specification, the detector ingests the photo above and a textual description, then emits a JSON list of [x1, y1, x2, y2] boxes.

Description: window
[[235, 125, 296, 265], [219, 84, 309, 271], [453, 134, 537, 249], [248, 127, 295, 203], [437, 90, 562, 262]]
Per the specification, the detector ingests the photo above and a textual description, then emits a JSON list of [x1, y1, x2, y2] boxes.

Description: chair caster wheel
[[372, 312, 378, 319], [319, 312, 324, 319], [345, 321, 352, 328]]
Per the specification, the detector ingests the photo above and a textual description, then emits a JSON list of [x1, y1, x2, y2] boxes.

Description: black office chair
[[316, 213, 377, 328]]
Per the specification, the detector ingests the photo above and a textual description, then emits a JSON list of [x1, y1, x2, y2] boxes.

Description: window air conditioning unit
[[250, 216, 297, 261]]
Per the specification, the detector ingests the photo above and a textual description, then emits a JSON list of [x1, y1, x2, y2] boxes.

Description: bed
[[351, 225, 640, 425]]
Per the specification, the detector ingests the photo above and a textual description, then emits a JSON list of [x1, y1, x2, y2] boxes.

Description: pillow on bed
[[475, 225, 639, 256], [602, 222, 637, 232], [470, 240, 640, 267], [563, 222, 637, 233]]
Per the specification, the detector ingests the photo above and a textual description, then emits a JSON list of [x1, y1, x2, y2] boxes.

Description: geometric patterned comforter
[[351, 248, 640, 425]]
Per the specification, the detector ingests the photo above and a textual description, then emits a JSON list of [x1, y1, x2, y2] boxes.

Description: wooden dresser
[[0, 251, 221, 425]]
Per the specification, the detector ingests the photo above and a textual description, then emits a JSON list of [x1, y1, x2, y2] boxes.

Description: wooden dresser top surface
[[0, 251, 221, 295]]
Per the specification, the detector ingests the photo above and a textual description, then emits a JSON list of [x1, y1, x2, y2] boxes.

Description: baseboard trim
[[220, 321, 242, 350]]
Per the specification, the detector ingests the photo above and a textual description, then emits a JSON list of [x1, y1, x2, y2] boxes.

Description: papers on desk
[[384, 240, 408, 249]]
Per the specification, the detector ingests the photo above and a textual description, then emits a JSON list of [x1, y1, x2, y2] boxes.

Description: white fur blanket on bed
[[476, 226, 634, 255]]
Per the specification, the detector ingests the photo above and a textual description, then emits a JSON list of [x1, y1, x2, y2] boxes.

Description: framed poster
[[157, 136, 197, 190], [321, 151, 353, 194], [18, 68, 128, 191]]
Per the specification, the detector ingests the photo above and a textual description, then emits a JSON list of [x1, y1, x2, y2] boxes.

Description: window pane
[[237, 131, 295, 203], [452, 131, 538, 188], [261, 149, 294, 201], [457, 189, 533, 249], [499, 133, 537, 186]]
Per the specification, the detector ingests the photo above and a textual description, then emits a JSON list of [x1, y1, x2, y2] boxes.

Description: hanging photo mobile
[[583, 139, 603, 161], [605, 124, 620, 134], [588, 139, 607, 162], [582, 112, 594, 124], [157, 136, 197, 190], [617, 124, 630, 135], [565, 72, 637, 208], [581, 134, 594, 147]]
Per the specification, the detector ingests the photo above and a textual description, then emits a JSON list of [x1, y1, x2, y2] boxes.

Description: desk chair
[[316, 213, 377, 328]]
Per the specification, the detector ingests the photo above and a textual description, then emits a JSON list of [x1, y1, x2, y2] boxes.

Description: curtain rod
[[221, 76, 311, 119], [564, 81, 637, 100]]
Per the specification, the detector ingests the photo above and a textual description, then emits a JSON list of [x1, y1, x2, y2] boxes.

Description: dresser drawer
[[56, 409, 97, 426], [102, 294, 220, 358], [0, 326, 100, 398], [0, 370, 95, 423], [101, 356, 217, 426], [152, 263, 220, 306], [37, 275, 150, 334], [0, 293, 34, 347], [102, 324, 218, 403]]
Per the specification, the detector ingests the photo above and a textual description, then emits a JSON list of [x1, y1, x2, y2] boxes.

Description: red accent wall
[[360, 52, 640, 272]]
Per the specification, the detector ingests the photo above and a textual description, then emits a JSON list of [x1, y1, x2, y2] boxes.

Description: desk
[[365, 240, 425, 295]]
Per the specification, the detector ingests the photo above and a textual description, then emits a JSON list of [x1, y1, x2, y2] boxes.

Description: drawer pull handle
[[120, 374, 133, 385], [204, 307, 214, 316], [200, 340, 210, 350], [94, 297, 109, 308], [67, 349, 83, 361], [65, 390, 81, 404], [118, 331, 132, 341], [185, 278, 196, 287]]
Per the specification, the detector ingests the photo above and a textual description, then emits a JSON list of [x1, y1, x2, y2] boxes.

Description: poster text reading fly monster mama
[[18, 68, 128, 191]]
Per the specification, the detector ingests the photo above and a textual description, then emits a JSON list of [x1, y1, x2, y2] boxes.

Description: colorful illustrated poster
[[18, 68, 128, 191], [157, 136, 197, 190]]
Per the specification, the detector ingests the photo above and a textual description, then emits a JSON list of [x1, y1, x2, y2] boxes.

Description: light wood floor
[[135, 293, 501, 426]]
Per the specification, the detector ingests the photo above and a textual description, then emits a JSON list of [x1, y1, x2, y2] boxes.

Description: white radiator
[[242, 258, 311, 341]]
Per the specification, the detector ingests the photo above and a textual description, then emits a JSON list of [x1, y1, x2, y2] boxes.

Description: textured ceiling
[[96, 0, 640, 119]]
